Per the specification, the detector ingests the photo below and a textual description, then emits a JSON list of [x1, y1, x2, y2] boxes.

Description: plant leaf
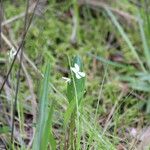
[[32, 64, 55, 150]]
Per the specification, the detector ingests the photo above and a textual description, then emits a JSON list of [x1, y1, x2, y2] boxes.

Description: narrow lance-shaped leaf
[[32, 64, 56, 150]]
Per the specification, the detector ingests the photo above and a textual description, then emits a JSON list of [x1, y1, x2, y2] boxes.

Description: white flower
[[62, 77, 71, 83], [7, 48, 17, 60], [71, 63, 85, 79]]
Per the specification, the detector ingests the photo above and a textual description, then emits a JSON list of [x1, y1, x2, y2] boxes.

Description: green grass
[[0, 0, 150, 149]]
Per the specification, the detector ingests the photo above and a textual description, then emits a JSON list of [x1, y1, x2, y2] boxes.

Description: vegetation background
[[0, 0, 150, 149]]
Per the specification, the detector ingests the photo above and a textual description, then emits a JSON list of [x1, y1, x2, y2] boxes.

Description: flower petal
[[71, 67, 78, 74], [78, 71, 85, 77], [76, 73, 82, 79], [62, 77, 71, 83], [74, 63, 80, 72]]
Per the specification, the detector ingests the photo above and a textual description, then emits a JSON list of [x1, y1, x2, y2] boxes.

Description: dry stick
[[11, 48, 24, 144], [10, 0, 31, 144], [2, 10, 31, 26], [78, 0, 138, 22], [2, 2, 36, 26]]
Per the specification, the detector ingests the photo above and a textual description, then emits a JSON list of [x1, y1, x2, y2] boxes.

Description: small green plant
[[63, 56, 85, 150]]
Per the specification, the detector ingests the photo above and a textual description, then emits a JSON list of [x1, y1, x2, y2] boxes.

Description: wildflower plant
[[63, 56, 86, 149]]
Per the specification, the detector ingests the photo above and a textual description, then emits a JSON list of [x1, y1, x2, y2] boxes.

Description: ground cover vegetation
[[0, 0, 150, 149]]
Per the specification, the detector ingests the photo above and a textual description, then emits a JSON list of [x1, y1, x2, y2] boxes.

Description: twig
[[1, 3, 35, 26], [1, 33, 16, 49], [78, 0, 138, 22], [2, 12, 28, 26], [10, 50, 23, 143], [11, 0, 30, 144]]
